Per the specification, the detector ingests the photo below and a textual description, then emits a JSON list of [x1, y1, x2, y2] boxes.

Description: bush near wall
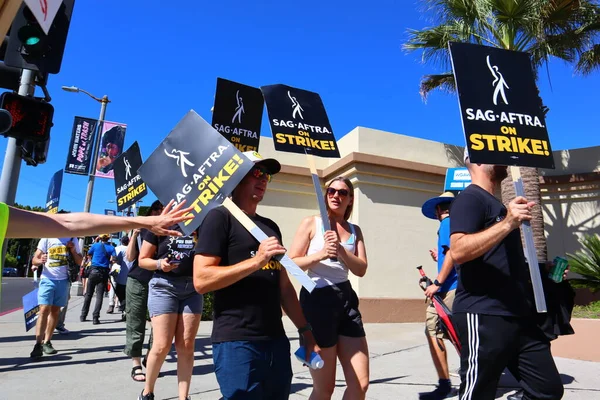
[[202, 292, 214, 321]]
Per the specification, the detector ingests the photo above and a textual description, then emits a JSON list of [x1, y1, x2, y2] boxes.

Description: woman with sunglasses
[[289, 176, 369, 399]]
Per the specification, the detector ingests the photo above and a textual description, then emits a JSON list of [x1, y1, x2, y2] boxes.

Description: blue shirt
[[88, 242, 116, 268], [438, 217, 458, 292]]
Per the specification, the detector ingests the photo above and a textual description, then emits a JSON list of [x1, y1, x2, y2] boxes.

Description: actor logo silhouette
[[124, 156, 132, 180], [231, 90, 245, 124], [288, 90, 304, 120], [486, 55, 509, 106], [164, 148, 195, 178]]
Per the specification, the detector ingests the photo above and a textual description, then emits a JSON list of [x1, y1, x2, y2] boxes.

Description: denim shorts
[[147, 275, 203, 318], [213, 336, 293, 400], [38, 278, 69, 307]]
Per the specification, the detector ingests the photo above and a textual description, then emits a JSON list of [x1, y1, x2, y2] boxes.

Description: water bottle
[[295, 347, 324, 369]]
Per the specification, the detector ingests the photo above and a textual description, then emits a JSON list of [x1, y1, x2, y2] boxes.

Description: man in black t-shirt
[[449, 149, 563, 400], [194, 151, 319, 400]]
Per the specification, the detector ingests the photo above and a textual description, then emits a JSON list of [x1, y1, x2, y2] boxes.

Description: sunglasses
[[251, 166, 272, 182], [326, 187, 349, 197]]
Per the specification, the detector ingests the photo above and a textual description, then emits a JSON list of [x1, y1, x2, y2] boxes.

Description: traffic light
[[0, 92, 54, 142], [4, 1, 75, 74], [20, 138, 49, 166]]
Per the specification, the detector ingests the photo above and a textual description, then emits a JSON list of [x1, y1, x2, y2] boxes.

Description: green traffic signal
[[17, 25, 44, 52]]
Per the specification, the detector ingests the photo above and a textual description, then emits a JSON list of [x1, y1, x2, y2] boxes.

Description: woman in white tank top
[[289, 176, 369, 399]]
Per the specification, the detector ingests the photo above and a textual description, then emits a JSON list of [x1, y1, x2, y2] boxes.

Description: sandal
[[131, 366, 146, 382]]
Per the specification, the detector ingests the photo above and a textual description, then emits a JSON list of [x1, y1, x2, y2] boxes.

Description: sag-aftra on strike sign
[[449, 42, 555, 169], [261, 84, 340, 158]]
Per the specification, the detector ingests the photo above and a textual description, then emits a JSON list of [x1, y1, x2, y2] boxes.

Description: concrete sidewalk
[[0, 295, 599, 399]]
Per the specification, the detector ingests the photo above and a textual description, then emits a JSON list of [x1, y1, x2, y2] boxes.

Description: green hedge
[[202, 292, 214, 321]]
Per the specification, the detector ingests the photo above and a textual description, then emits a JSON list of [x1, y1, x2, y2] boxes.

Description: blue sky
[[1, 0, 599, 214]]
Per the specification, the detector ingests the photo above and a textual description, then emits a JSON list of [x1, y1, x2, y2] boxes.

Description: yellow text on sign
[[118, 182, 147, 207], [184, 154, 244, 225], [275, 133, 335, 151], [230, 140, 257, 152], [469, 132, 549, 156]]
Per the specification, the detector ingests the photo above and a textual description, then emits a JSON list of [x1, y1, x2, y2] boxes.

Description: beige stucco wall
[[540, 147, 600, 260], [254, 127, 600, 318]]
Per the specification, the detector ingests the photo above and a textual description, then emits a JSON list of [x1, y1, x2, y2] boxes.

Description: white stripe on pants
[[462, 313, 479, 400]]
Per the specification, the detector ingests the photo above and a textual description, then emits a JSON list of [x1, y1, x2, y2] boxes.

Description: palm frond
[[567, 233, 600, 292], [419, 72, 456, 101], [575, 43, 600, 74]]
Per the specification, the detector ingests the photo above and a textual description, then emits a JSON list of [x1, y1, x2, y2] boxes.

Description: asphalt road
[[0, 277, 36, 314]]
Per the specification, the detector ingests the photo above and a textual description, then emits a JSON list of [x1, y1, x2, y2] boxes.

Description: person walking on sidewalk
[[137, 208, 203, 400], [108, 235, 131, 319], [419, 191, 459, 400], [194, 151, 319, 400], [123, 200, 164, 383], [449, 149, 563, 400], [30, 237, 82, 358], [288, 176, 370, 400], [80, 234, 117, 325]]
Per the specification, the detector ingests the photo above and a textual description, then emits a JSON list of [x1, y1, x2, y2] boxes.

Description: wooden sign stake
[[510, 165, 547, 313], [222, 197, 316, 293]]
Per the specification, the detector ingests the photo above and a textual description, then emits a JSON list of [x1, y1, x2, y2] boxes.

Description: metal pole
[[78, 96, 108, 252], [83, 95, 109, 213], [0, 69, 36, 264], [73, 95, 108, 296], [0, 69, 35, 204]]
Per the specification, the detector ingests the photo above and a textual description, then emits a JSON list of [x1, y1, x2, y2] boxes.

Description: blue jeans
[[213, 336, 293, 400]]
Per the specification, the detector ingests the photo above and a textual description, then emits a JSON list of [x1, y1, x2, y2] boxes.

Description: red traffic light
[[0, 92, 54, 142]]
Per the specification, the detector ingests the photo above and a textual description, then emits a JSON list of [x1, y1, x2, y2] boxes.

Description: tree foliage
[[404, 0, 600, 99]]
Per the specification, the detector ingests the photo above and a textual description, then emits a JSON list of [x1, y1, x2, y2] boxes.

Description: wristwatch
[[434, 279, 443, 287], [298, 323, 312, 335]]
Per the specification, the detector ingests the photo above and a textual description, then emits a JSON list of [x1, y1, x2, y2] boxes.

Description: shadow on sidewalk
[[160, 362, 214, 378], [0, 343, 128, 373], [0, 326, 125, 344], [161, 337, 214, 366]]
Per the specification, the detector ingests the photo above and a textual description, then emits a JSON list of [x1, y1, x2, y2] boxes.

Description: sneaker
[[30, 343, 43, 358], [55, 326, 70, 335], [93, 318, 100, 325], [419, 382, 456, 400], [42, 341, 57, 355], [137, 390, 154, 400]]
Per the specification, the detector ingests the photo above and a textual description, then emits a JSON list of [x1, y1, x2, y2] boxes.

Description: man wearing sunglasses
[[194, 151, 319, 400]]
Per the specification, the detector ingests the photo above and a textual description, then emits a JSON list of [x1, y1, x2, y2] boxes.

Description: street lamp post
[[62, 86, 110, 297], [62, 86, 110, 244]]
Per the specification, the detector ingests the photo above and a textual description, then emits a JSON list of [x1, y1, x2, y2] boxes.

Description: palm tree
[[404, 0, 600, 262]]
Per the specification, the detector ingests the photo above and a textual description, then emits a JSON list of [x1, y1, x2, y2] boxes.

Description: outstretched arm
[[5, 200, 193, 239]]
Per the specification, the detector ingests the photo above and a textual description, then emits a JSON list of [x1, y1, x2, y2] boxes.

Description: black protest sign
[[211, 78, 264, 153], [261, 84, 339, 158], [64, 116, 98, 175], [45, 169, 63, 213], [113, 141, 148, 212], [449, 42, 554, 169], [138, 110, 254, 236]]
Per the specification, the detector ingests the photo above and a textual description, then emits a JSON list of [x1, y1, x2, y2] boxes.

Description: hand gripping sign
[[261, 84, 341, 250], [449, 42, 556, 313], [138, 110, 316, 292]]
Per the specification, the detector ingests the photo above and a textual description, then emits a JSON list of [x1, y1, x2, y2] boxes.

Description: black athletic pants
[[454, 313, 564, 400]]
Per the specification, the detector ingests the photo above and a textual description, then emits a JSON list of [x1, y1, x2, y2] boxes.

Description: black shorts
[[300, 280, 365, 348]]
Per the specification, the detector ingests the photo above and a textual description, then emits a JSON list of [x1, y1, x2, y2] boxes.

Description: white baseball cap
[[242, 151, 281, 175]]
